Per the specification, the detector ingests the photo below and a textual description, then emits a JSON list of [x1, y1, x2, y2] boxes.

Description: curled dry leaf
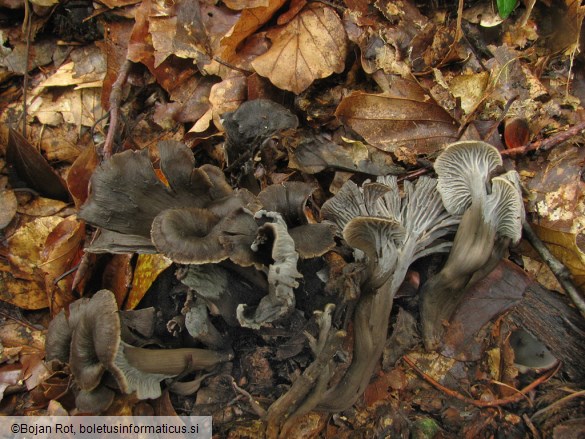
[[251, 3, 347, 94], [335, 91, 458, 155]]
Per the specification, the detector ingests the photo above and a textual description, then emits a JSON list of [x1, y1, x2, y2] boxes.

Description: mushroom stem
[[123, 345, 233, 375], [317, 279, 393, 411], [421, 202, 495, 350]]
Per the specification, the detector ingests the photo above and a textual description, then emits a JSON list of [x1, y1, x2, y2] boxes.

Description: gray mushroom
[[313, 175, 459, 411], [420, 141, 524, 350], [45, 290, 233, 408], [236, 211, 302, 329]]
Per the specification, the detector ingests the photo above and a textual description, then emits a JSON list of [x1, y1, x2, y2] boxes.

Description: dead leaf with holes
[[251, 3, 347, 94]]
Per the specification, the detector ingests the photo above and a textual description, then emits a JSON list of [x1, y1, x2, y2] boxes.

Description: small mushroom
[[420, 141, 524, 350], [509, 329, 558, 373], [45, 290, 234, 408], [237, 211, 302, 329]]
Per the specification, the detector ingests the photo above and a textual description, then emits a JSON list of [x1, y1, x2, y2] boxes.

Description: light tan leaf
[[7, 216, 64, 279], [334, 91, 458, 155], [532, 223, 585, 294], [251, 3, 347, 94], [0, 189, 16, 229]]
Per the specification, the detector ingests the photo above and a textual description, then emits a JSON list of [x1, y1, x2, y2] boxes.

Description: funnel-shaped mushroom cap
[[434, 141, 502, 214], [321, 181, 369, 231], [258, 181, 316, 226], [69, 290, 120, 391], [45, 297, 90, 363], [258, 182, 336, 258], [343, 217, 404, 286], [151, 208, 227, 264], [485, 175, 523, 244]]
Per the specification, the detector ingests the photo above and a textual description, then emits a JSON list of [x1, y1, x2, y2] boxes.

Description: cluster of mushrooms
[[45, 109, 524, 428]]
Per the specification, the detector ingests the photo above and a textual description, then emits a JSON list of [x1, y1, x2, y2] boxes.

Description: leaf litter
[[1, 0, 585, 437]]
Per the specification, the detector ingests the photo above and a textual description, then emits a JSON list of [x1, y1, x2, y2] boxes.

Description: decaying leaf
[[251, 4, 347, 94], [335, 91, 458, 154], [40, 216, 84, 314], [220, 0, 287, 62], [532, 224, 585, 293], [6, 128, 70, 202], [0, 189, 17, 229], [66, 146, 100, 209]]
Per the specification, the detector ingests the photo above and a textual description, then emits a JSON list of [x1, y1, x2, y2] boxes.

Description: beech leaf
[[251, 4, 347, 94], [334, 91, 458, 155]]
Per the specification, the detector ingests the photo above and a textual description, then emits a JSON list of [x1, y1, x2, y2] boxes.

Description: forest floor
[[0, 0, 585, 438]]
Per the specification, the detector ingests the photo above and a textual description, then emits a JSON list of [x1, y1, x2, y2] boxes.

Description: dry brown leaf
[[0, 189, 17, 229], [0, 272, 48, 310], [41, 216, 84, 314], [251, 4, 347, 94], [102, 254, 134, 308], [66, 146, 99, 209], [335, 91, 458, 155], [208, 75, 247, 130], [7, 216, 64, 280], [220, 0, 287, 63], [125, 254, 172, 310], [532, 223, 585, 294]]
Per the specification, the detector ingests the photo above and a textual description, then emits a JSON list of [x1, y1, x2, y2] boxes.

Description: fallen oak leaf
[[251, 3, 347, 94]]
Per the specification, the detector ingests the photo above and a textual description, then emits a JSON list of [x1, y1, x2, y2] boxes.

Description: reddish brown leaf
[[66, 146, 99, 209], [334, 91, 458, 155], [125, 254, 172, 310]]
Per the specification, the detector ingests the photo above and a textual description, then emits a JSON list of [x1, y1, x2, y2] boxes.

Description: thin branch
[[103, 59, 132, 159], [501, 120, 585, 157], [403, 355, 560, 408], [522, 221, 585, 320]]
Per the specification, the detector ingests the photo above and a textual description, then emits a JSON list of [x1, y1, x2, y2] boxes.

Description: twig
[[531, 388, 585, 420], [22, 0, 32, 138], [231, 378, 267, 418], [402, 355, 560, 408], [0, 309, 40, 332], [103, 59, 132, 159], [522, 221, 585, 319], [501, 120, 585, 157]]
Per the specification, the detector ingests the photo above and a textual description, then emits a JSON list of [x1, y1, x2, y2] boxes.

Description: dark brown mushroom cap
[[75, 385, 115, 414], [79, 141, 231, 239], [288, 223, 337, 258], [258, 181, 316, 226], [151, 208, 227, 264], [45, 297, 91, 363], [69, 290, 120, 391]]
